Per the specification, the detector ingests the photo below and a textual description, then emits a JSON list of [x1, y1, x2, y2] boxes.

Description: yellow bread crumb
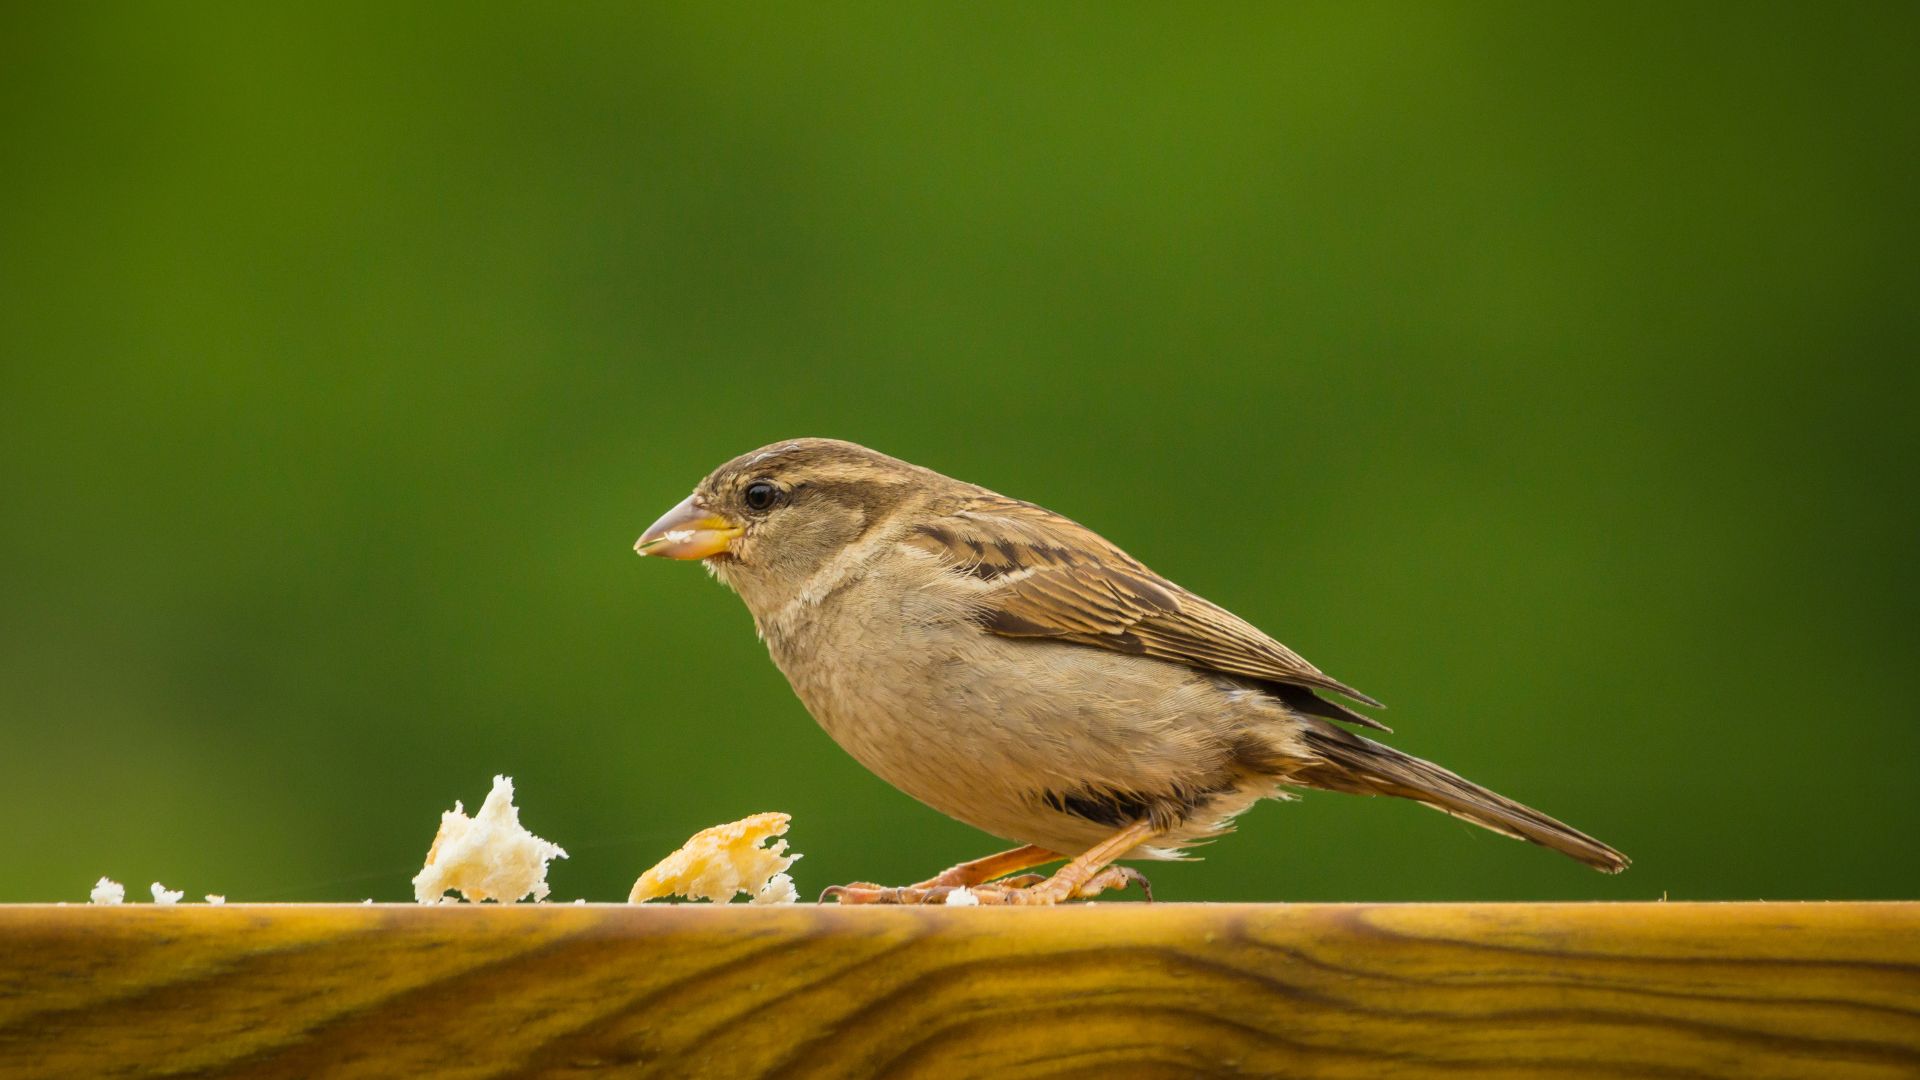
[[629, 812, 800, 904], [412, 775, 568, 904]]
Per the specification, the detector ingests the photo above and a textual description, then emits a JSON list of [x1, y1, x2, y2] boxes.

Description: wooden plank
[[0, 902, 1914, 1078]]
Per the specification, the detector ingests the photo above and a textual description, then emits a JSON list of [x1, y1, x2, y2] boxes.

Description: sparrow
[[636, 438, 1627, 904]]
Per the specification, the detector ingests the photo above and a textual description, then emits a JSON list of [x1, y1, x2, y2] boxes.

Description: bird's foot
[[824, 825, 1160, 905], [819, 843, 1062, 903], [822, 866, 1150, 905], [967, 865, 1151, 905], [817, 877, 1036, 904]]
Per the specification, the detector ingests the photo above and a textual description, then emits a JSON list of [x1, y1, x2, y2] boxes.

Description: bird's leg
[[912, 845, 1061, 889], [965, 820, 1160, 906], [822, 844, 1061, 905]]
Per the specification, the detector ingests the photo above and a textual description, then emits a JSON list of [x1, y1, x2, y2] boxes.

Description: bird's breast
[[758, 554, 980, 725]]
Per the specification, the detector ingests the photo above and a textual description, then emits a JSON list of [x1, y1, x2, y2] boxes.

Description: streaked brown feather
[[903, 493, 1387, 727]]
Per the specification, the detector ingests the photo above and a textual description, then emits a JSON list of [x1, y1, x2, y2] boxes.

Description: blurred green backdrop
[[2, 4, 1915, 905]]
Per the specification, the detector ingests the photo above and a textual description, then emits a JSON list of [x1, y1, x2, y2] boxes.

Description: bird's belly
[[772, 602, 1245, 852]]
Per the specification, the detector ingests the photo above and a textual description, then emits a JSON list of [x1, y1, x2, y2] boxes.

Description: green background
[[2, 5, 1914, 905]]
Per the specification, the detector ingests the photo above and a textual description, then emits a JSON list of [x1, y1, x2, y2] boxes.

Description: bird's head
[[635, 438, 933, 614]]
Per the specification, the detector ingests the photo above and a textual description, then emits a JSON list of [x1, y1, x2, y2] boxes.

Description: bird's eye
[[743, 480, 780, 512]]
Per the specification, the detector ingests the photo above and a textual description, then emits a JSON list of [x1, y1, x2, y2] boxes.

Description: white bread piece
[[205, 895, 226, 905], [629, 812, 800, 904], [150, 882, 184, 905], [412, 775, 568, 904], [89, 877, 125, 905], [750, 872, 798, 905]]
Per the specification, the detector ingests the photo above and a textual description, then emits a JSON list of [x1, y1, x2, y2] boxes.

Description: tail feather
[[1289, 722, 1629, 874]]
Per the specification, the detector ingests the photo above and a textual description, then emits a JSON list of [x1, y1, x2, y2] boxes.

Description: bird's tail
[[1286, 721, 1629, 873]]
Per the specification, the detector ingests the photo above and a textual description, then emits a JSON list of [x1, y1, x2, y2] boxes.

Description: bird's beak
[[634, 495, 744, 560]]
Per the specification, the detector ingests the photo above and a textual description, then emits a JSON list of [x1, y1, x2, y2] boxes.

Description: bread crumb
[[751, 872, 798, 905], [946, 885, 980, 906], [151, 882, 184, 905], [90, 877, 124, 905], [205, 895, 226, 905], [629, 813, 800, 904], [412, 775, 568, 904]]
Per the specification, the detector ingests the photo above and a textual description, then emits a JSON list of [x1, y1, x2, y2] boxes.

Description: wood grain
[[0, 903, 1915, 1078]]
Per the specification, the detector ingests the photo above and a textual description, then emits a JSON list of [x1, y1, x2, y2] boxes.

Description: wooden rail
[[0, 902, 1915, 1078]]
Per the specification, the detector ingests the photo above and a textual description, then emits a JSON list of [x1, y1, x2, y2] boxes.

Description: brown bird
[[636, 438, 1627, 904]]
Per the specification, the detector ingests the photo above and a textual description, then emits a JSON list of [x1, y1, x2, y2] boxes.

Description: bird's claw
[[1090, 864, 1154, 902], [818, 881, 886, 903], [821, 883, 951, 904], [822, 865, 1151, 905]]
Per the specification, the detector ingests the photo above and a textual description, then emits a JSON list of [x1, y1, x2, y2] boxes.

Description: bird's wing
[[903, 493, 1386, 728]]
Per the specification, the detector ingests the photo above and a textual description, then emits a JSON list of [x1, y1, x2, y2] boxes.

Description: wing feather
[[904, 493, 1387, 729]]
